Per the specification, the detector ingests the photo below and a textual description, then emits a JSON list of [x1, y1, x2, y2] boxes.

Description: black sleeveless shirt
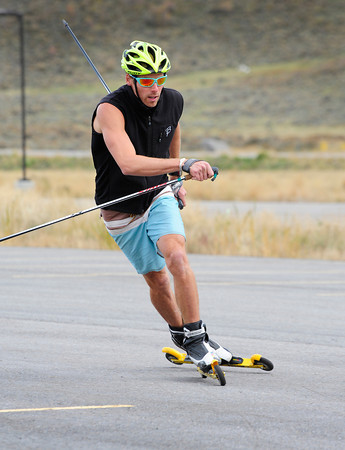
[[91, 85, 184, 214]]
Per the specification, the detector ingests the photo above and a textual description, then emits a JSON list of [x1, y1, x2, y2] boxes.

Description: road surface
[[1, 247, 344, 449]]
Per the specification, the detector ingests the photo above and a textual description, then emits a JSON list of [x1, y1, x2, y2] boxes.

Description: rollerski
[[162, 346, 274, 375]]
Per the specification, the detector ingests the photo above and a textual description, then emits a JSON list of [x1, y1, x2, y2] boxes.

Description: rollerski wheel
[[250, 354, 274, 371], [197, 360, 226, 386], [213, 363, 226, 386]]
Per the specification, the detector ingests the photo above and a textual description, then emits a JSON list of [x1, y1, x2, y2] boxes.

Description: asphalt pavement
[[193, 200, 345, 222], [1, 246, 344, 449]]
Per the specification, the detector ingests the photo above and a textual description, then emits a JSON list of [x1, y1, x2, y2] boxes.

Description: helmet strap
[[133, 80, 140, 99], [133, 79, 150, 109]]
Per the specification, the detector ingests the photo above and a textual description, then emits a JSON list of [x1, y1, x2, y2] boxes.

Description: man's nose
[[150, 82, 159, 91]]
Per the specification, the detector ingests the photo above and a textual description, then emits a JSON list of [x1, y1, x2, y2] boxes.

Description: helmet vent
[[128, 51, 139, 60], [159, 58, 167, 71], [126, 64, 138, 72], [141, 62, 152, 70], [147, 46, 156, 62]]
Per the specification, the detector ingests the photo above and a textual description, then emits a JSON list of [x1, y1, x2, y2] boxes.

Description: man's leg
[[156, 233, 233, 364], [143, 268, 183, 327], [142, 232, 201, 326], [156, 234, 200, 324], [141, 195, 232, 363]]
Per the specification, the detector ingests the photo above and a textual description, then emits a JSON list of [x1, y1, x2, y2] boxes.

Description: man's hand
[[182, 159, 215, 181], [171, 180, 187, 209], [176, 185, 187, 208]]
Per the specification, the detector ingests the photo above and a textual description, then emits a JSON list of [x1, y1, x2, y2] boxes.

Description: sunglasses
[[130, 75, 167, 87]]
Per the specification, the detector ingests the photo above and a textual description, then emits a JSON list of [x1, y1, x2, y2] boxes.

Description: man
[[91, 40, 231, 369]]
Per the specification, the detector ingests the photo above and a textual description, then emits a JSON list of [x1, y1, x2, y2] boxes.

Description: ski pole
[[0, 169, 218, 243], [0, 176, 187, 243], [62, 19, 111, 94]]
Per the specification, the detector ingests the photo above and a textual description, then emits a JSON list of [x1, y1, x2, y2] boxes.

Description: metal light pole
[[0, 9, 28, 182]]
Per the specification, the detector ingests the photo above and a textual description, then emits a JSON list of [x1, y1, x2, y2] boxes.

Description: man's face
[[126, 73, 166, 108]]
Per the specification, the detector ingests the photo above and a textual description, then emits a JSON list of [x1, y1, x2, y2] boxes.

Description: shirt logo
[[165, 126, 172, 137]]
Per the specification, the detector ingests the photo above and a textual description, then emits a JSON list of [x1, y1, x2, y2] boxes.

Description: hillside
[[0, 0, 344, 152]]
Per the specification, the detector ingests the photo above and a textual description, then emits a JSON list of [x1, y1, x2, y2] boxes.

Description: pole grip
[[182, 168, 218, 182], [211, 166, 219, 181]]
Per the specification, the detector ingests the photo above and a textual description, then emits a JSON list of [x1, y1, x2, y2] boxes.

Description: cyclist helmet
[[121, 40, 171, 76]]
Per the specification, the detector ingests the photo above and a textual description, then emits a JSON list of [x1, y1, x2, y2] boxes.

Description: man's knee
[[143, 269, 171, 292], [157, 235, 191, 277], [164, 247, 192, 280], [166, 247, 187, 269]]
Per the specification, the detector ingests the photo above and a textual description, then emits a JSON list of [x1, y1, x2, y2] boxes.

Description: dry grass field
[[186, 170, 345, 202], [1, 169, 344, 260]]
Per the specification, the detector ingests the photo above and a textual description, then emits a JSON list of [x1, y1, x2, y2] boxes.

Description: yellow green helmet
[[121, 40, 171, 76]]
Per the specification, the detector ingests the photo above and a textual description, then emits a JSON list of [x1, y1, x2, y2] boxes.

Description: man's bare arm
[[94, 103, 214, 180], [94, 103, 181, 176]]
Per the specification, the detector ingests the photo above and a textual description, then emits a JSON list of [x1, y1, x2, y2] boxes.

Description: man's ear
[[125, 73, 132, 86]]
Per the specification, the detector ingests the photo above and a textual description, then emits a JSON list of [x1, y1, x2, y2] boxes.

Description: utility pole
[[0, 9, 29, 183]]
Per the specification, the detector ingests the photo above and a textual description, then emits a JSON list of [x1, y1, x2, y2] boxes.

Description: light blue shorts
[[110, 195, 186, 275]]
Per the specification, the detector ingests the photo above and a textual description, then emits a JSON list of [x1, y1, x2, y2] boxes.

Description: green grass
[[2, 152, 345, 172], [206, 153, 345, 171], [0, 155, 94, 170]]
